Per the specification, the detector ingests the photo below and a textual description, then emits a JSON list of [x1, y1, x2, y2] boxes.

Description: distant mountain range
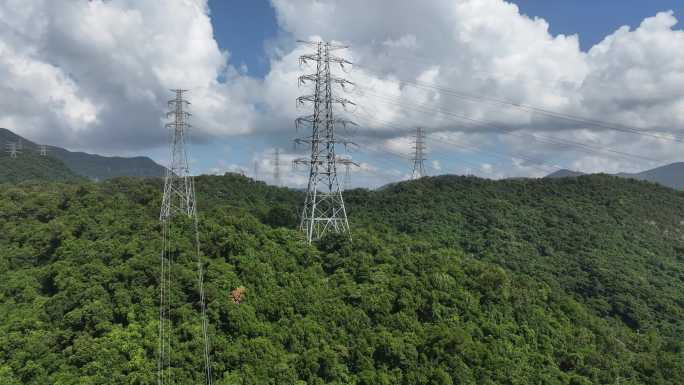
[[546, 162, 684, 190], [0, 128, 165, 181]]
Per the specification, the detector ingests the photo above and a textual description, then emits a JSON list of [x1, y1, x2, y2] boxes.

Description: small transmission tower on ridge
[[411, 127, 427, 179], [273, 147, 282, 186], [158, 89, 213, 385], [39, 144, 48, 156], [294, 40, 356, 243], [5, 142, 19, 158]]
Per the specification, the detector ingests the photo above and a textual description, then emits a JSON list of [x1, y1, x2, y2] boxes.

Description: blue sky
[[209, 0, 684, 78], [208, 0, 278, 78]]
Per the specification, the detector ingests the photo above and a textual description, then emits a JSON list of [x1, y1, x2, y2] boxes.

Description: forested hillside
[[1, 174, 683, 384], [0, 152, 82, 183], [0, 128, 165, 181]]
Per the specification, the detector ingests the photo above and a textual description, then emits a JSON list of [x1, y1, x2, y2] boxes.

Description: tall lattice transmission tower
[[39, 144, 48, 156], [5, 142, 19, 158], [411, 127, 427, 179], [158, 89, 213, 385], [294, 41, 356, 243]]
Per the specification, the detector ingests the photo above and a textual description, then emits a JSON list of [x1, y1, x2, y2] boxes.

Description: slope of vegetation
[[0, 153, 82, 183], [0, 127, 165, 181], [50, 149, 165, 180], [0, 174, 683, 384]]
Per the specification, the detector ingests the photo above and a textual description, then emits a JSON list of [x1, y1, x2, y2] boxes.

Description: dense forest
[[0, 152, 82, 183], [1, 174, 683, 384]]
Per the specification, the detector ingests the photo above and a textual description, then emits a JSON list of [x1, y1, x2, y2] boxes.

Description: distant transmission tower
[[294, 41, 356, 243], [273, 148, 282, 186], [39, 144, 48, 156], [411, 127, 427, 179], [337, 157, 358, 191], [253, 160, 259, 181], [158, 89, 213, 385], [5, 142, 19, 158]]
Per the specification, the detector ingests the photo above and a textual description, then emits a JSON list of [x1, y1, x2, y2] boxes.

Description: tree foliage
[[0, 174, 683, 384]]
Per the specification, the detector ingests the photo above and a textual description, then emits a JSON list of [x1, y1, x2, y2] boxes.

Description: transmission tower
[[411, 127, 427, 179], [39, 144, 48, 156], [337, 157, 358, 191], [273, 148, 282, 186], [158, 89, 212, 385], [294, 41, 356, 243], [5, 142, 19, 158]]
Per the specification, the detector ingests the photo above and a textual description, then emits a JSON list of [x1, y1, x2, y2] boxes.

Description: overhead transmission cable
[[353, 86, 661, 164], [352, 104, 563, 173], [353, 62, 684, 144], [159, 89, 213, 385], [353, 113, 559, 174]]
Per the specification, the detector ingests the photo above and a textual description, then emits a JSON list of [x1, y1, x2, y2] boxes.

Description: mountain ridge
[[545, 162, 684, 190], [0, 128, 165, 181]]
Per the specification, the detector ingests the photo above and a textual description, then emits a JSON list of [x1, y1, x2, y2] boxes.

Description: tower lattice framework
[[411, 127, 427, 179], [158, 89, 212, 385], [5, 142, 19, 158], [294, 41, 356, 244]]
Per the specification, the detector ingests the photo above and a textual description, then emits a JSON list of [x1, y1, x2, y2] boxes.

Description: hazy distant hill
[[616, 162, 684, 190], [546, 162, 684, 190], [0, 128, 165, 180]]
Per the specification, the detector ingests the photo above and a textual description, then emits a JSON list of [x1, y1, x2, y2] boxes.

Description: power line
[[352, 113, 559, 174], [158, 89, 213, 385], [354, 63, 684, 143], [354, 87, 661, 164], [348, 122, 490, 173]]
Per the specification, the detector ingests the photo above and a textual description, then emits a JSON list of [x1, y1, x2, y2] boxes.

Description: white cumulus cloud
[[0, 0, 683, 180]]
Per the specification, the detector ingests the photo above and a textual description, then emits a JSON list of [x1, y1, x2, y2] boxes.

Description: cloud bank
[[0, 0, 683, 179]]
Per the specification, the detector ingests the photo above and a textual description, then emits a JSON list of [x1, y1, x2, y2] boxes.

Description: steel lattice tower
[[273, 147, 282, 186], [337, 156, 358, 191], [294, 41, 356, 243], [39, 144, 48, 156], [5, 142, 19, 158], [161, 90, 196, 220], [411, 127, 427, 179], [158, 89, 212, 385]]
